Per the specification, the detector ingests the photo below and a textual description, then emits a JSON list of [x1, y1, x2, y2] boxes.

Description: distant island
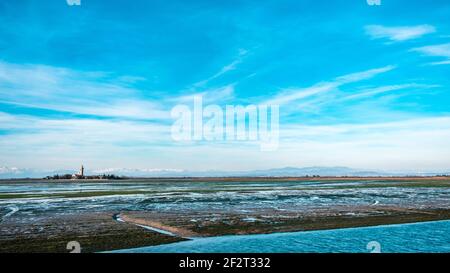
[[2, 166, 450, 179], [44, 165, 126, 180]]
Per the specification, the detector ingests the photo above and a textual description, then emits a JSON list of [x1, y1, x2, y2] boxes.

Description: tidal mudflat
[[1, 177, 450, 252]]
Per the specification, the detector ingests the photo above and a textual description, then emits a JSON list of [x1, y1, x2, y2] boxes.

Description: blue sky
[[1, 0, 450, 172]]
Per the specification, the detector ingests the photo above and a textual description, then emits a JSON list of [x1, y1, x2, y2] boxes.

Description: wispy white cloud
[[257, 61, 438, 122], [0, 61, 240, 120], [0, 111, 172, 169], [211, 49, 248, 78], [275, 116, 450, 171], [2, 110, 450, 172], [411, 43, 450, 65], [0, 61, 170, 120], [265, 65, 395, 105], [365, 24, 436, 42], [0, 58, 445, 172], [339, 83, 439, 102], [293, 83, 439, 114], [174, 84, 235, 104], [193, 49, 248, 87]]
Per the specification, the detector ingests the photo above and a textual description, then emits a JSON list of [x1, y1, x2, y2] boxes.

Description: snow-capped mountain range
[[0, 166, 449, 179]]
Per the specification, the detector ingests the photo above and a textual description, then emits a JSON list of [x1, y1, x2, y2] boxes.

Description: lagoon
[[113, 220, 450, 253]]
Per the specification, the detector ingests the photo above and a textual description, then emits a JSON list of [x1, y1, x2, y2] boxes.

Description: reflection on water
[[113, 220, 450, 253]]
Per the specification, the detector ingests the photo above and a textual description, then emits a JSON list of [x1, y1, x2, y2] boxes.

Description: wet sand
[[1, 177, 450, 253], [119, 207, 450, 237], [2, 207, 449, 253], [0, 212, 184, 253]]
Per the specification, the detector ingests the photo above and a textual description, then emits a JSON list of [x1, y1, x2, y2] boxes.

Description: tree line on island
[[44, 174, 126, 180]]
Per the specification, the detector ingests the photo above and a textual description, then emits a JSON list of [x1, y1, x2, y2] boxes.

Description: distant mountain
[[237, 166, 387, 177], [91, 168, 185, 177], [0, 166, 23, 178], [90, 166, 448, 177], [0, 166, 449, 179], [0, 167, 76, 179]]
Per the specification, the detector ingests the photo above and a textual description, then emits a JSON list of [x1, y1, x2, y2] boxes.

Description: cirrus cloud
[[365, 24, 436, 42], [411, 43, 450, 65]]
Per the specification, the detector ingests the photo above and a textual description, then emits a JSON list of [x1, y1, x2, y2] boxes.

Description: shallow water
[[112, 220, 450, 253], [2, 180, 450, 253], [1, 180, 449, 218]]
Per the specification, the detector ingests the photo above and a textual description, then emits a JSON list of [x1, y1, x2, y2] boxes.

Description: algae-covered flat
[[1, 177, 450, 253]]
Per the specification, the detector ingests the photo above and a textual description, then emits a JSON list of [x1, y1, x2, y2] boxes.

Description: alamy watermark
[[66, 0, 81, 6], [367, 241, 382, 253], [67, 241, 81, 253], [171, 96, 279, 151], [367, 0, 381, 6]]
